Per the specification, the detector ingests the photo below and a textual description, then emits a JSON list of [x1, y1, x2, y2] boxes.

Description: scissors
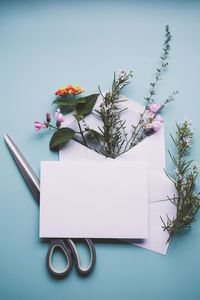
[[4, 134, 96, 278]]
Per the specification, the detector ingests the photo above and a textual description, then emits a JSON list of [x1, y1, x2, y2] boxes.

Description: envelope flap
[[118, 126, 166, 173], [61, 94, 145, 129]]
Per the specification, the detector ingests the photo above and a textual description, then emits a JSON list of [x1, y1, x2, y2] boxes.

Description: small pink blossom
[[154, 114, 164, 123], [55, 108, 65, 123], [34, 121, 46, 131], [146, 114, 164, 132], [149, 103, 162, 114], [151, 120, 162, 132]]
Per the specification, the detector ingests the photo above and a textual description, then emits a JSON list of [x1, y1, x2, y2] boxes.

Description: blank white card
[[40, 161, 148, 239]]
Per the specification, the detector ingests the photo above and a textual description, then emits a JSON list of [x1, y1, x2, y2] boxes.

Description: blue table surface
[[1, 0, 200, 299]]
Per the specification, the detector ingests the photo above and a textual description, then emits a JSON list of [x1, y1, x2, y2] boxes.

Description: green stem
[[124, 110, 147, 152], [49, 123, 83, 135], [49, 124, 58, 129], [77, 120, 88, 147]]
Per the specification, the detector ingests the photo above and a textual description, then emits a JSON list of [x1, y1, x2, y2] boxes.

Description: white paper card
[[40, 161, 148, 239]]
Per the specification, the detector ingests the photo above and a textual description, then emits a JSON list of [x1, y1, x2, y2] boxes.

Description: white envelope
[[59, 95, 177, 255]]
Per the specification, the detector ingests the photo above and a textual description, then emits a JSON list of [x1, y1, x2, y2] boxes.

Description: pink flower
[[55, 108, 65, 123], [151, 120, 162, 132], [146, 114, 164, 132], [154, 114, 163, 123], [34, 121, 46, 131], [149, 103, 162, 114], [147, 111, 156, 120]]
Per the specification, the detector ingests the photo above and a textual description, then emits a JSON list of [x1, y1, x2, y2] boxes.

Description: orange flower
[[55, 85, 84, 96]]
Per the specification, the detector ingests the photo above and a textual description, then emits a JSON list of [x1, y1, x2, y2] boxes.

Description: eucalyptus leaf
[[75, 94, 99, 116], [50, 128, 75, 151]]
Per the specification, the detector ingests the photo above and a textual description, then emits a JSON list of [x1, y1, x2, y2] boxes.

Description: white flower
[[186, 137, 192, 146], [183, 117, 192, 125]]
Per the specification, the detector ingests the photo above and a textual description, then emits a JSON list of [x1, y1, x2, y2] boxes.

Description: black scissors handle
[[46, 238, 96, 278]]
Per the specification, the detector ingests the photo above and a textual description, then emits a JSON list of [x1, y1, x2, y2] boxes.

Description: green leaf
[[75, 94, 99, 116], [50, 128, 75, 152], [76, 98, 87, 104], [52, 99, 73, 106]]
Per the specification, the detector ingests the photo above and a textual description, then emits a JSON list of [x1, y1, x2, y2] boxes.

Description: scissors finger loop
[[46, 239, 73, 278], [66, 238, 96, 276]]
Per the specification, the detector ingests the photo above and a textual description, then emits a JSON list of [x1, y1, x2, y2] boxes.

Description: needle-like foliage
[[161, 121, 200, 242], [93, 70, 133, 158], [85, 25, 176, 158]]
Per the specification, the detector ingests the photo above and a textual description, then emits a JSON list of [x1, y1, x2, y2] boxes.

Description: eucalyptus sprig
[[161, 121, 200, 242]]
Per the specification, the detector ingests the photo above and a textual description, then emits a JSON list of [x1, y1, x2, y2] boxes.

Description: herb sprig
[[124, 25, 176, 151], [88, 70, 133, 158], [85, 25, 176, 158], [161, 121, 200, 242]]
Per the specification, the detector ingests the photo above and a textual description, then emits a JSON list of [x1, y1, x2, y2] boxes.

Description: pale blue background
[[1, 0, 200, 299]]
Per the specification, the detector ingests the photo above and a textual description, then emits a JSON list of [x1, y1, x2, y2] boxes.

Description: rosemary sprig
[[90, 70, 133, 158], [161, 121, 200, 242], [78, 26, 176, 158]]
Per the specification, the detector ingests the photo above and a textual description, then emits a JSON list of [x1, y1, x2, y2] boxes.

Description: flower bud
[[56, 120, 61, 128], [34, 121, 46, 131], [46, 112, 51, 122]]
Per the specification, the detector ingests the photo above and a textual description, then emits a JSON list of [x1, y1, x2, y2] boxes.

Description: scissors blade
[[4, 134, 40, 203]]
